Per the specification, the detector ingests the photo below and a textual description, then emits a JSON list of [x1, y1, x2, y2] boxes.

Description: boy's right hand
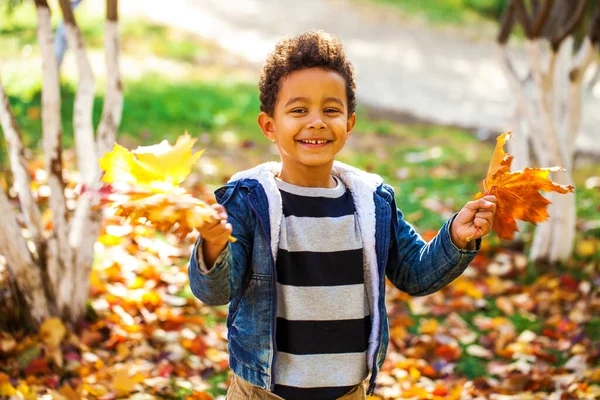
[[197, 204, 232, 269]]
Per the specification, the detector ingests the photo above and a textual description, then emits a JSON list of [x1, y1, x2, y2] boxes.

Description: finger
[[469, 198, 497, 215], [197, 217, 220, 231], [211, 203, 228, 220], [475, 210, 494, 221], [473, 218, 492, 234], [481, 195, 498, 204], [198, 219, 227, 236], [202, 219, 229, 234]]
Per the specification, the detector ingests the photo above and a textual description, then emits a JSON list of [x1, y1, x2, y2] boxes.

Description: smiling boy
[[188, 30, 496, 400]]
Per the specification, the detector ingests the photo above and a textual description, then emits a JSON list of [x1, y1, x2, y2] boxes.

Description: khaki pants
[[226, 374, 367, 400]]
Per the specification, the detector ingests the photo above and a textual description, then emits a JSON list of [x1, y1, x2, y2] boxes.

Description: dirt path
[[118, 0, 600, 157]]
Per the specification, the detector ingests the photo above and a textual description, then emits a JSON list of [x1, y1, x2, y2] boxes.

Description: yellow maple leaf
[[99, 133, 203, 193], [134, 134, 204, 186], [96, 134, 235, 242]]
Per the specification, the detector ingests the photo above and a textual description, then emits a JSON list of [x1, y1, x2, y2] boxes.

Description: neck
[[277, 161, 336, 188]]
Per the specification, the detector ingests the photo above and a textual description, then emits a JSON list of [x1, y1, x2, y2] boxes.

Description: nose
[[307, 116, 326, 130]]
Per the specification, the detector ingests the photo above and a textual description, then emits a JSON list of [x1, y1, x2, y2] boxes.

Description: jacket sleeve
[[384, 185, 481, 296], [188, 185, 253, 305]]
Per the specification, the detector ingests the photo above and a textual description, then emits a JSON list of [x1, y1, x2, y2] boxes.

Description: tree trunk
[[0, 72, 43, 258], [35, 0, 74, 320], [528, 34, 595, 264], [0, 185, 51, 324], [71, 0, 123, 315], [96, 0, 123, 158], [57, 0, 102, 322]]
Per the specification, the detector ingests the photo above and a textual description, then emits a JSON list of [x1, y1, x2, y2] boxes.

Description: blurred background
[[0, 0, 599, 398]]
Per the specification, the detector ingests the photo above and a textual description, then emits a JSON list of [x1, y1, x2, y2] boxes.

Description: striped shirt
[[273, 176, 370, 400]]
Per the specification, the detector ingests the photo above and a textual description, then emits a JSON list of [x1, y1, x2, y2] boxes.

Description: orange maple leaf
[[476, 132, 574, 241]]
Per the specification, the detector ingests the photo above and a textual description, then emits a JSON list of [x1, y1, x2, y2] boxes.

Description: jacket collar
[[229, 160, 383, 369], [229, 160, 383, 258]]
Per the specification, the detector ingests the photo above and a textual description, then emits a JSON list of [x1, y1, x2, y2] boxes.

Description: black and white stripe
[[273, 177, 369, 400]]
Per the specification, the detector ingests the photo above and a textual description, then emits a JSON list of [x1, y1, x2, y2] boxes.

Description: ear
[[346, 112, 356, 137], [258, 112, 276, 141]]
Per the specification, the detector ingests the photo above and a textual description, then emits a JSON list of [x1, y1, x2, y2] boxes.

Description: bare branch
[[570, 36, 597, 81], [514, 0, 534, 37], [531, 0, 555, 36], [551, 0, 589, 50], [57, 0, 76, 24], [107, 0, 118, 21], [96, 0, 123, 157], [590, 1, 600, 45], [498, 0, 518, 44], [498, 44, 525, 85], [34, 0, 72, 282], [57, 0, 98, 185], [0, 74, 43, 256]]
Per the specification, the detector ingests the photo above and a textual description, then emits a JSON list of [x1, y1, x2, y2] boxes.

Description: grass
[[0, 4, 211, 62], [357, 0, 508, 26]]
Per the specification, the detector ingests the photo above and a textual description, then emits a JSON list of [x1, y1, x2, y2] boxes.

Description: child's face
[[258, 67, 356, 173]]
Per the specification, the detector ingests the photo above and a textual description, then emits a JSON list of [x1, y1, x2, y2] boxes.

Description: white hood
[[229, 160, 384, 370]]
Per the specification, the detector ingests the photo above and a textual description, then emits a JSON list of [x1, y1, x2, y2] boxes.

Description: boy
[[188, 30, 496, 400]]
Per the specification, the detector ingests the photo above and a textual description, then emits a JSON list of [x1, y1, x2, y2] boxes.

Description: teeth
[[301, 140, 328, 144]]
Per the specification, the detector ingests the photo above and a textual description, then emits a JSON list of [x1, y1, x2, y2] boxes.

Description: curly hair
[[259, 30, 356, 117]]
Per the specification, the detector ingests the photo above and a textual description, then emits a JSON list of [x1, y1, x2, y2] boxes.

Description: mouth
[[296, 139, 332, 148]]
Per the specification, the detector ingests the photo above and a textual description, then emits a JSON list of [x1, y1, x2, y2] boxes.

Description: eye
[[325, 108, 341, 114], [290, 108, 306, 114]]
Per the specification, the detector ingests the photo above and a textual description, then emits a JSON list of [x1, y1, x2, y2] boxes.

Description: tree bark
[[72, 0, 124, 316], [0, 187, 51, 324], [57, 0, 101, 322], [0, 74, 43, 258], [96, 0, 123, 158], [35, 0, 73, 318]]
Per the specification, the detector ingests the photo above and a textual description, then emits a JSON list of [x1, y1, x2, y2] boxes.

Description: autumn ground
[[1, 4, 600, 399]]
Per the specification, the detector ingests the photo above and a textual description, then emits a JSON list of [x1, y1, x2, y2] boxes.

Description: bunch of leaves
[[92, 134, 228, 239], [471, 132, 574, 241]]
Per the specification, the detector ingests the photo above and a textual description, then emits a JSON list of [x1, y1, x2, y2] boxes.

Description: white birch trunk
[[96, 19, 123, 157], [502, 34, 590, 264], [0, 188, 50, 323], [527, 35, 596, 264], [35, 3, 73, 316], [544, 37, 598, 263], [548, 170, 576, 262], [61, 18, 99, 321], [63, 24, 97, 185], [72, 13, 124, 315], [0, 76, 43, 256]]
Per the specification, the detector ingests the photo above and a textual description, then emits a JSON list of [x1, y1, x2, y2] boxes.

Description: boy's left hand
[[450, 195, 497, 249]]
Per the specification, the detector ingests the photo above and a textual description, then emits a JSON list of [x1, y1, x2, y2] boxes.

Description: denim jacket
[[188, 161, 480, 395]]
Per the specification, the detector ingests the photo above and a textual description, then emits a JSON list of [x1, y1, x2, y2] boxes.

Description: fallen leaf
[[39, 318, 66, 347]]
